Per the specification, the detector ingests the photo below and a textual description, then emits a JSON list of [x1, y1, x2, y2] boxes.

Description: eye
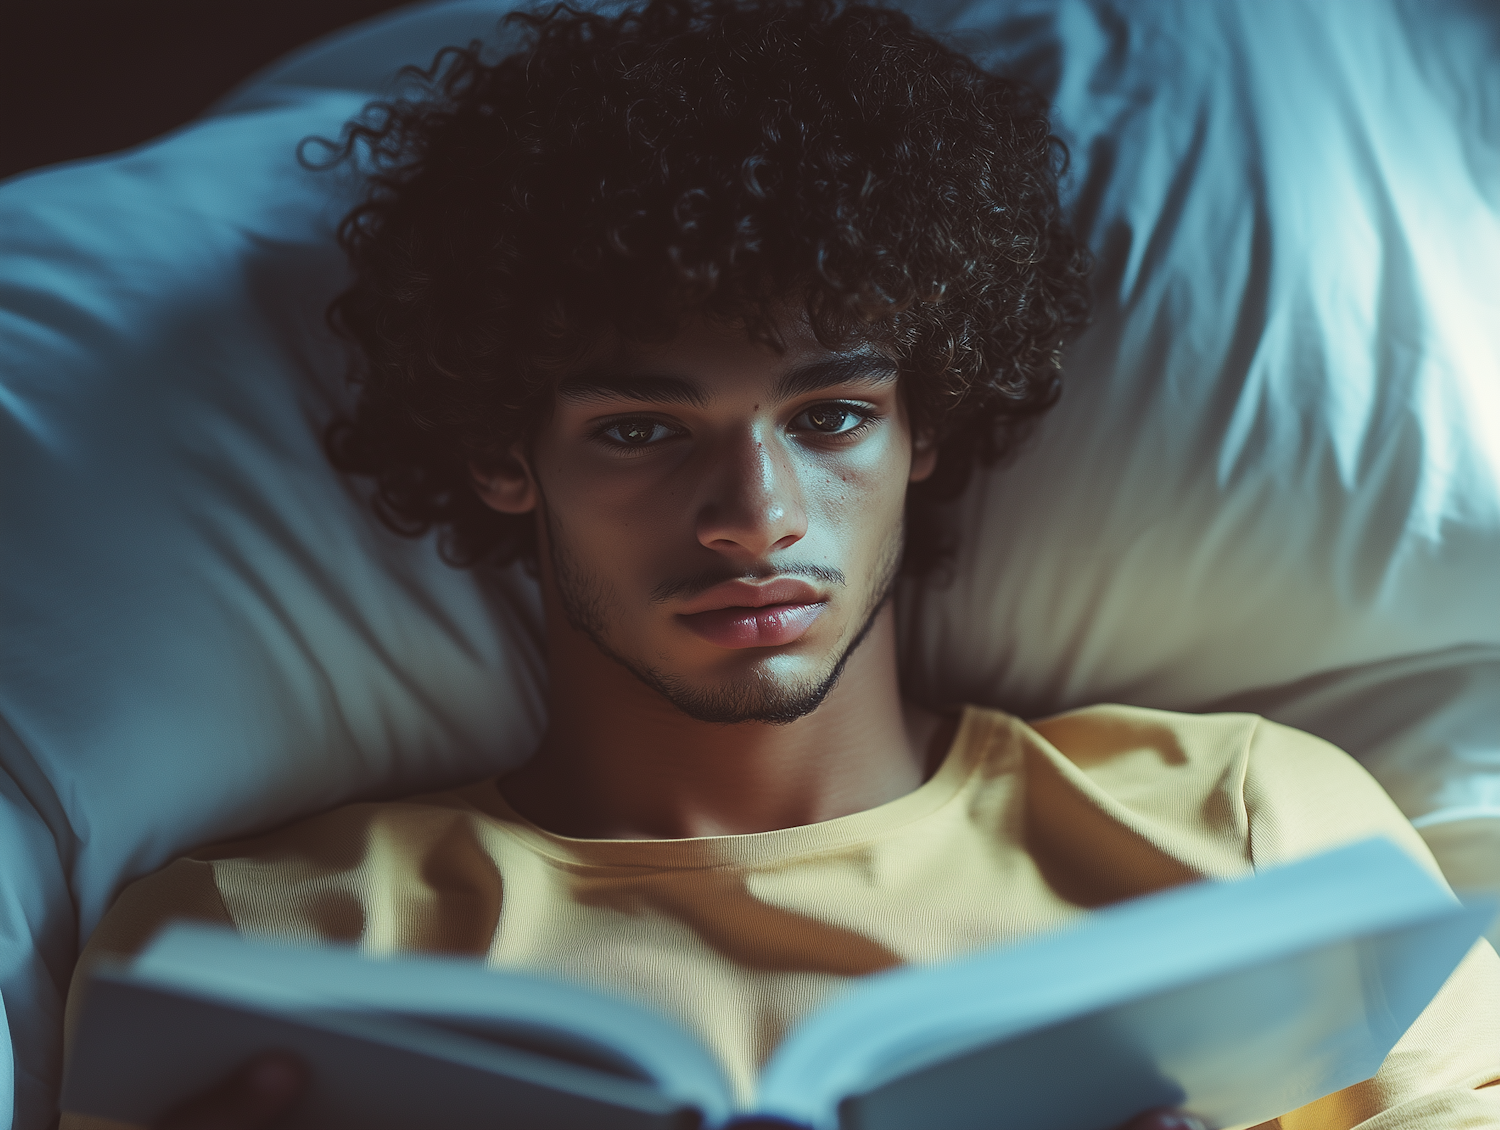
[[598, 419, 678, 447], [793, 403, 870, 436]]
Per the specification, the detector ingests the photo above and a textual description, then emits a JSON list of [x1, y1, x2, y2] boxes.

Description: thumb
[[1119, 1111, 1208, 1130], [157, 1053, 307, 1130]]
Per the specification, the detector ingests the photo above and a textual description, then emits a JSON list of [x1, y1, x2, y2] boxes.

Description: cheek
[[804, 436, 910, 549], [540, 447, 689, 557]]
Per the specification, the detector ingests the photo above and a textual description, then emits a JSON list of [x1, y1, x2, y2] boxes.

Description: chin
[[630, 636, 856, 726], [646, 669, 842, 726]]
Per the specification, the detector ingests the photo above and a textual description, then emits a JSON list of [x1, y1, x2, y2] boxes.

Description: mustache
[[649, 563, 847, 604]]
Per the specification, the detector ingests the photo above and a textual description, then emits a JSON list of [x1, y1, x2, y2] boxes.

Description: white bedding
[[1, 2, 1497, 1127]]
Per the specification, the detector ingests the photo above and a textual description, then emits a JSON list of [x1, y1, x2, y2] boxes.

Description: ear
[[471, 447, 538, 514], [908, 430, 939, 484]]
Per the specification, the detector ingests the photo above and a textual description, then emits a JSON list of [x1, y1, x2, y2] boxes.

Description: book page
[[131, 924, 737, 1123], [64, 972, 700, 1130], [752, 839, 1488, 1130]]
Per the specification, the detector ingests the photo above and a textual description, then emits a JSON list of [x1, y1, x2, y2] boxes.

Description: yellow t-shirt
[[65, 705, 1500, 1128]]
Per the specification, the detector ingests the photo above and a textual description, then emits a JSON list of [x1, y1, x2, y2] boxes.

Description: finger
[[1118, 1110, 1208, 1130], [156, 1052, 307, 1130]]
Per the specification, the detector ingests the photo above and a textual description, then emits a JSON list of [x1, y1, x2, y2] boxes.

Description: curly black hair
[[319, 0, 1091, 575]]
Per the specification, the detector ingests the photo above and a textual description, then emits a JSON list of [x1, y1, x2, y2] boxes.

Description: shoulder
[[84, 782, 500, 956], [192, 783, 491, 872], [68, 783, 512, 1056], [1024, 702, 1265, 779], [1008, 703, 1442, 878], [189, 783, 507, 944]]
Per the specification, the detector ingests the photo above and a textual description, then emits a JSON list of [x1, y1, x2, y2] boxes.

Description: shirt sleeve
[[1241, 718, 1500, 1130], [61, 856, 235, 1126]]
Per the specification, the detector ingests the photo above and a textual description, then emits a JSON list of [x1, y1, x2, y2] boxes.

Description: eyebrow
[[556, 373, 708, 407], [556, 353, 899, 408], [773, 354, 899, 400]]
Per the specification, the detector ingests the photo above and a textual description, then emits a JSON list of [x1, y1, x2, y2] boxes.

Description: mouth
[[675, 578, 829, 650], [678, 602, 826, 649]]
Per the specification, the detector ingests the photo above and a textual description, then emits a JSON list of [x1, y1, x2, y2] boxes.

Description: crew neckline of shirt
[[455, 705, 1013, 872]]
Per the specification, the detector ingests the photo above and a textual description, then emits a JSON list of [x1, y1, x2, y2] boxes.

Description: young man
[[63, 1, 1500, 1128]]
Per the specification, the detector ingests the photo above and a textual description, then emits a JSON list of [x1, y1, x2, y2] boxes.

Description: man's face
[[493, 315, 934, 724]]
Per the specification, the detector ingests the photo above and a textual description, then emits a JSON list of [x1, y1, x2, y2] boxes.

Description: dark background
[[0, 0, 416, 182]]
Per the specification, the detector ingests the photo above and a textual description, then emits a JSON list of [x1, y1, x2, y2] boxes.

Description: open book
[[64, 837, 1492, 1130]]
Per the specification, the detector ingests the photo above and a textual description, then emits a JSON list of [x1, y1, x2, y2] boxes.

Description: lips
[[679, 601, 826, 649], [675, 578, 828, 649]]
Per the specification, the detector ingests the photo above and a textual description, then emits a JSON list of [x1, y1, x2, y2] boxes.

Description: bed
[[1, 1, 1497, 1127]]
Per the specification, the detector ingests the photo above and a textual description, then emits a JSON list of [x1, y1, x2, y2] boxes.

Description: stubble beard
[[545, 508, 905, 726]]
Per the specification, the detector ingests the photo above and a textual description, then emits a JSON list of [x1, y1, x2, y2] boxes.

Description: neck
[[500, 602, 949, 839]]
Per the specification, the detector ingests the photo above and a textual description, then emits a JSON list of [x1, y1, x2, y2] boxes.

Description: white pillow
[[2, 1, 1496, 1127], [0, 40, 545, 1130], [901, 0, 1500, 712]]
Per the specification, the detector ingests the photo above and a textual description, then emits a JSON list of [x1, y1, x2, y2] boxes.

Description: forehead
[[555, 317, 899, 407]]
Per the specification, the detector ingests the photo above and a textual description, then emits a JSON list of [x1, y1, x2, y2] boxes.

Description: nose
[[694, 427, 807, 558]]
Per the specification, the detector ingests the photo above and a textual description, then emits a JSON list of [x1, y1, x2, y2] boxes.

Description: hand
[[154, 1053, 307, 1130], [150, 1064, 1203, 1130], [726, 1112, 1209, 1130], [1120, 1111, 1208, 1130]]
